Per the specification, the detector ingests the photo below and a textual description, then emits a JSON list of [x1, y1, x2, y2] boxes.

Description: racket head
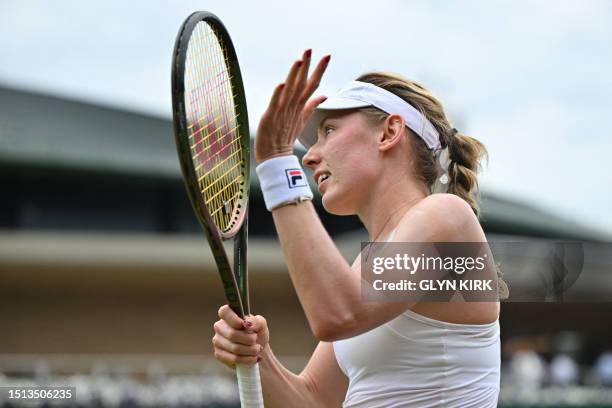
[[171, 11, 250, 241]]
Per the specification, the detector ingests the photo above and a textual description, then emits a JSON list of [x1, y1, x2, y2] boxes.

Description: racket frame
[[171, 11, 251, 317]]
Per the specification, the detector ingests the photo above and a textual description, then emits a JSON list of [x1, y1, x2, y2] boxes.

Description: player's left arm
[[272, 193, 484, 341]]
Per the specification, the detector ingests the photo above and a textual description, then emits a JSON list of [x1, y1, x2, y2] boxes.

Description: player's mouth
[[315, 171, 331, 194]]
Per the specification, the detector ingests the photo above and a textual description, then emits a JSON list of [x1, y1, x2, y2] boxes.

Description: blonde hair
[[356, 72, 509, 300], [356, 71, 486, 218]]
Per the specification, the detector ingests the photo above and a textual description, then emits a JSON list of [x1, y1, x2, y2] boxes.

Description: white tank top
[[334, 229, 500, 407]]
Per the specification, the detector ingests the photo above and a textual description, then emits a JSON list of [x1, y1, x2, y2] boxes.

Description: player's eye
[[324, 126, 334, 135]]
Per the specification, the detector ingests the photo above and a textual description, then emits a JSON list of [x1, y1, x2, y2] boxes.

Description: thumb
[[243, 315, 267, 334], [303, 95, 328, 121]]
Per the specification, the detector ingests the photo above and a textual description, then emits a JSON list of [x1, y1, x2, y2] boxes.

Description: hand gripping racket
[[171, 11, 263, 407]]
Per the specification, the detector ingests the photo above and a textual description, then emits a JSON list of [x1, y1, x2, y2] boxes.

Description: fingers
[[279, 59, 304, 108], [290, 49, 312, 104], [268, 82, 286, 110], [300, 54, 331, 104], [212, 310, 266, 369], [213, 319, 258, 346], [217, 304, 244, 330], [280, 50, 331, 108], [303, 95, 329, 123], [254, 49, 330, 163], [213, 347, 259, 369], [212, 333, 263, 357]]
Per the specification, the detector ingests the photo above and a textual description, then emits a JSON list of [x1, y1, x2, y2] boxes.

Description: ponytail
[[442, 128, 487, 218]]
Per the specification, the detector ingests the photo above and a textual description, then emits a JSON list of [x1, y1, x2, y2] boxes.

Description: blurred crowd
[[500, 330, 612, 406], [2, 331, 612, 407], [504, 349, 612, 389], [2, 354, 612, 407]]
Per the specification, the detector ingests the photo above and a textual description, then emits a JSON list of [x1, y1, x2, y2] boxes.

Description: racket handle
[[236, 363, 264, 407]]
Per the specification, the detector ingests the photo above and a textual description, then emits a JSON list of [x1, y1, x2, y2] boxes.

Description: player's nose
[[302, 143, 322, 170]]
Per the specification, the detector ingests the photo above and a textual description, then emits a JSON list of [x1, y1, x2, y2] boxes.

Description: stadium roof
[[1, 84, 609, 241]]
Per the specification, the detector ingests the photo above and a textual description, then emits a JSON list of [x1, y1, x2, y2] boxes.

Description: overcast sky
[[0, 0, 610, 233]]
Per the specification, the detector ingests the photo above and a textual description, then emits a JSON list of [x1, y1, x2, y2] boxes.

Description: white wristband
[[256, 155, 313, 211]]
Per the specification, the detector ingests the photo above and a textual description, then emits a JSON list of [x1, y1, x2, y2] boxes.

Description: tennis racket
[[171, 11, 263, 407]]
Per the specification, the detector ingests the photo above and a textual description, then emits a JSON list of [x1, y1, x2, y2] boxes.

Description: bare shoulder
[[417, 193, 474, 217], [401, 194, 499, 324], [396, 193, 483, 242]]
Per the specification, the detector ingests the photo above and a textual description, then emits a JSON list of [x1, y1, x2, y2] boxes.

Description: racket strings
[[199, 145, 242, 183], [187, 111, 239, 142], [184, 21, 245, 232], [203, 30, 242, 230], [191, 122, 241, 164]]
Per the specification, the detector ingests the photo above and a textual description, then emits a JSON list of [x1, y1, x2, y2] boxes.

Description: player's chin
[[321, 191, 355, 216]]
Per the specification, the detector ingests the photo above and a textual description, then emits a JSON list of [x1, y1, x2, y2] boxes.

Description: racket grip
[[236, 363, 264, 407]]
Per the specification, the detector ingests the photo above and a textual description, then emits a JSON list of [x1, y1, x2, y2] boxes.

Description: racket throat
[[234, 217, 250, 316]]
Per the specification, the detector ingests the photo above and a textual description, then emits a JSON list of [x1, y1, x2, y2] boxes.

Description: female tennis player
[[212, 49, 508, 407]]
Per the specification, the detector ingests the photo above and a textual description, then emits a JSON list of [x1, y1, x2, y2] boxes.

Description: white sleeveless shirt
[[333, 309, 500, 407], [334, 230, 501, 407]]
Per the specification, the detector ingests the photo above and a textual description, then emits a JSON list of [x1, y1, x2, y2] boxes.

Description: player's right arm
[[213, 305, 348, 407]]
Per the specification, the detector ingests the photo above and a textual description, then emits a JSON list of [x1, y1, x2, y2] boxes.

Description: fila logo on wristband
[[256, 155, 313, 211], [285, 168, 307, 188]]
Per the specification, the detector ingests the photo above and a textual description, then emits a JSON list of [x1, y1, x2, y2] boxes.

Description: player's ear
[[377, 114, 404, 152]]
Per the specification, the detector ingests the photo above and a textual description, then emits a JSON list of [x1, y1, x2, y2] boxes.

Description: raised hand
[[254, 49, 331, 163]]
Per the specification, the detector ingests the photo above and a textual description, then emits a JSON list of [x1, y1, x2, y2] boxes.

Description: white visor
[[297, 81, 441, 151]]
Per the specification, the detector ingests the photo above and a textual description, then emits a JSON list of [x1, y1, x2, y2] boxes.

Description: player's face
[[302, 110, 382, 215]]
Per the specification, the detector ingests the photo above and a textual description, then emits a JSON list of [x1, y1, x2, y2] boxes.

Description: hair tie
[[431, 146, 451, 193], [450, 128, 459, 137]]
